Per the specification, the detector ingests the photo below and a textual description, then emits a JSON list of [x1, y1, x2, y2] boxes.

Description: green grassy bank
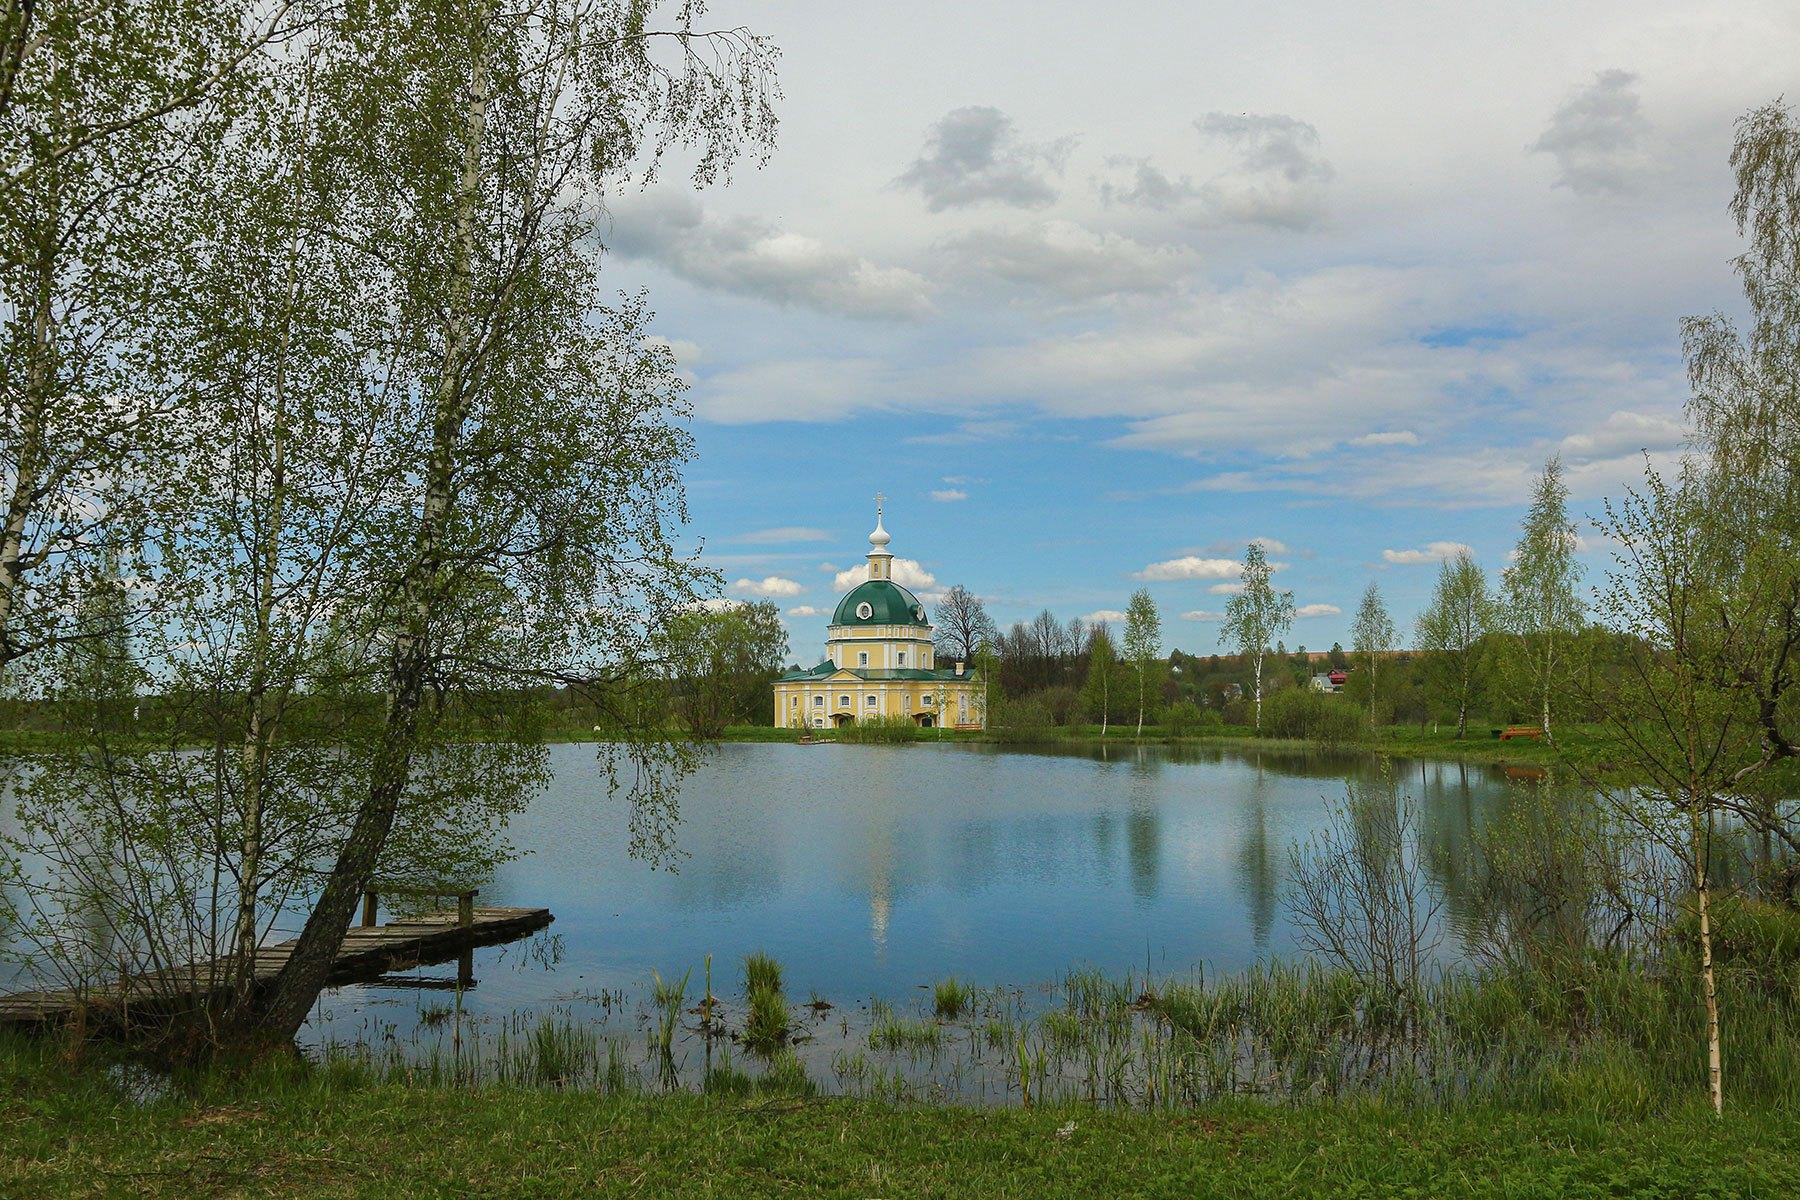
[[2, 1042, 1794, 1199]]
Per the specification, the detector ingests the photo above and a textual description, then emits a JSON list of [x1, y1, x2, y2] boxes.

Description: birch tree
[[1500, 456, 1584, 740], [0, 0, 294, 682], [252, 0, 779, 1046], [1350, 582, 1395, 725], [1219, 542, 1293, 731], [1081, 623, 1118, 738], [1124, 587, 1160, 738], [1415, 552, 1493, 739]]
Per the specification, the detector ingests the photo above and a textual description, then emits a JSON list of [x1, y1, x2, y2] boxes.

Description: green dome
[[832, 579, 929, 627]]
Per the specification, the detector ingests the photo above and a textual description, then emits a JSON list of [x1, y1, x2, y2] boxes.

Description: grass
[[743, 987, 790, 1056], [1, 1034, 1794, 1199], [708, 720, 1601, 767], [933, 977, 973, 1019], [869, 1013, 945, 1053], [743, 951, 783, 996]]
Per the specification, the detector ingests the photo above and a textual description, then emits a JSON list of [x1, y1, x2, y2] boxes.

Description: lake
[[304, 740, 1536, 1088]]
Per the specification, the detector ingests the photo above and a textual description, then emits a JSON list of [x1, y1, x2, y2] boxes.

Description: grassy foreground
[[1, 1045, 1795, 1200]]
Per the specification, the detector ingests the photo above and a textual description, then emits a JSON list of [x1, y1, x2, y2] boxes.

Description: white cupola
[[867, 492, 893, 581]]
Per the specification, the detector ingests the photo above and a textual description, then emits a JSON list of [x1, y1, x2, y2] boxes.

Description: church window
[[896, 650, 907, 666], [857, 651, 868, 666], [866, 694, 877, 707], [856, 601, 873, 619], [839, 694, 850, 707], [813, 695, 823, 707], [922, 694, 934, 706]]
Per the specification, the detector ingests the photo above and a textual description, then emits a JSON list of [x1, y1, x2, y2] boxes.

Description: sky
[[601, 0, 1800, 660]]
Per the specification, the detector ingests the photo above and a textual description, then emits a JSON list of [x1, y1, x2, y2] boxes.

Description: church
[[773, 501, 985, 730]]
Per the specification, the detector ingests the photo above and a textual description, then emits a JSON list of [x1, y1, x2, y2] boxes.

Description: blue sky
[[602, 0, 1798, 657]]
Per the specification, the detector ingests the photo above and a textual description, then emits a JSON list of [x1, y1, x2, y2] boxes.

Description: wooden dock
[[0, 900, 553, 1029]]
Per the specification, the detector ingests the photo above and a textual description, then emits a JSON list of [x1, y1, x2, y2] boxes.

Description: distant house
[[1310, 671, 1347, 694], [1221, 682, 1244, 702]]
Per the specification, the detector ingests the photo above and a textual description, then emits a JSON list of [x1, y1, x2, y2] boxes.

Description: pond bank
[[2, 1040, 1792, 1200], [695, 723, 1591, 769]]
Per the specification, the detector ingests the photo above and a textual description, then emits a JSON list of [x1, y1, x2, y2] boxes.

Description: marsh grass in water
[[933, 977, 972, 1019], [743, 951, 782, 996]]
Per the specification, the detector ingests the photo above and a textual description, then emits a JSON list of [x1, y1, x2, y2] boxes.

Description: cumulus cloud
[[1195, 113, 1335, 228], [1529, 70, 1652, 197], [695, 357, 888, 424], [1207, 583, 1244, 595], [1381, 541, 1474, 565], [1133, 555, 1241, 582], [1295, 603, 1341, 618], [833, 557, 938, 591], [1180, 609, 1226, 621], [1084, 609, 1129, 624], [897, 106, 1073, 211], [1094, 113, 1332, 229], [1558, 409, 1687, 461], [930, 488, 968, 502], [729, 526, 831, 544], [940, 220, 1194, 301], [1095, 155, 1198, 210], [609, 193, 932, 320], [1350, 430, 1420, 448], [786, 605, 826, 617], [732, 576, 805, 598]]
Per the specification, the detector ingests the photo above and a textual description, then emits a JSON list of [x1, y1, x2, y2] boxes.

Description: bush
[[1260, 688, 1363, 747], [992, 696, 1060, 745], [835, 715, 925, 744], [1166, 700, 1204, 738]]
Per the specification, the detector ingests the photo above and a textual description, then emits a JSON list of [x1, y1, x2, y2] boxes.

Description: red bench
[[1498, 725, 1543, 741]]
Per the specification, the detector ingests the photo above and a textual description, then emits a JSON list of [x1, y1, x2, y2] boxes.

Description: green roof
[[832, 579, 929, 627], [775, 663, 976, 683]]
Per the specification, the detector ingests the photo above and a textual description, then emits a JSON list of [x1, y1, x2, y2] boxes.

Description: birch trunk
[[1692, 799, 1724, 1115], [257, 31, 492, 1045]]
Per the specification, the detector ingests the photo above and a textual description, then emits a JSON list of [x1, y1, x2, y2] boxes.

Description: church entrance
[[831, 713, 856, 727], [913, 714, 934, 728]]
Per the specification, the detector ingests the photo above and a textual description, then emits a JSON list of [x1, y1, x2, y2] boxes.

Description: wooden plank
[[0, 905, 554, 1027]]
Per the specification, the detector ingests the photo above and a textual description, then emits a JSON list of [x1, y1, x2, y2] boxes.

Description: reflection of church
[[774, 499, 984, 730]]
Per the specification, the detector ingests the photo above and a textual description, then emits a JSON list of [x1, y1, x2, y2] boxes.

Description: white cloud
[[940, 220, 1194, 301], [1095, 112, 1333, 230], [897, 106, 1073, 211], [1180, 609, 1226, 621], [1133, 555, 1241, 582], [729, 526, 831, 544], [833, 557, 938, 591], [610, 192, 932, 320], [731, 576, 805, 598], [695, 357, 889, 424], [1192, 112, 1335, 229], [786, 605, 826, 617], [1084, 609, 1129, 624], [1349, 430, 1421, 448], [1558, 409, 1688, 461], [1381, 541, 1475, 565], [1207, 583, 1244, 595], [1530, 70, 1652, 197], [1295, 603, 1341, 618], [930, 488, 968, 502], [684, 597, 746, 613]]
